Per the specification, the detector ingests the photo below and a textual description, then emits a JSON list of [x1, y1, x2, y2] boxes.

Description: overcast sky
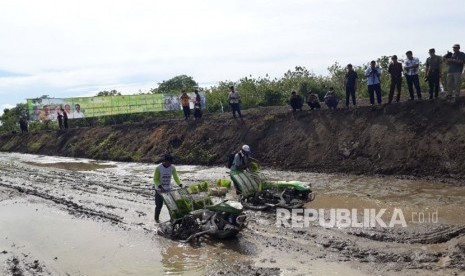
[[0, 0, 464, 114]]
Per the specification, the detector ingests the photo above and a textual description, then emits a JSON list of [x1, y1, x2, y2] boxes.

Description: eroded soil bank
[[1, 152, 465, 275], [2, 98, 465, 178]]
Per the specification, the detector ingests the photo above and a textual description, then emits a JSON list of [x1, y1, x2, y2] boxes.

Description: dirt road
[[0, 152, 464, 275]]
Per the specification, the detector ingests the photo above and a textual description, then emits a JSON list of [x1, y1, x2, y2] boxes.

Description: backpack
[[227, 151, 243, 169], [227, 152, 236, 169]]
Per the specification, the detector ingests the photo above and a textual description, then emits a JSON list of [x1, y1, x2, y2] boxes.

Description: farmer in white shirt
[[153, 154, 183, 223]]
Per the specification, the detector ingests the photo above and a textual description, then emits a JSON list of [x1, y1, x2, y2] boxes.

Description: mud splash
[[1, 152, 465, 275]]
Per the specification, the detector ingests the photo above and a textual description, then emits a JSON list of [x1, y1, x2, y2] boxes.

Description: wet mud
[[1, 152, 465, 275]]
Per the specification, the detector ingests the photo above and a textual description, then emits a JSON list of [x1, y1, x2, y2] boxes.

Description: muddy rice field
[[0, 152, 464, 275]]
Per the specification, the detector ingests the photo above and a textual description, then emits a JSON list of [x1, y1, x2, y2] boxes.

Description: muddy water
[[304, 175, 465, 225], [0, 200, 167, 275], [0, 152, 464, 275]]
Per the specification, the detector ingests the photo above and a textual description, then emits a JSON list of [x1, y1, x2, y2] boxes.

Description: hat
[[242, 145, 251, 153], [453, 44, 460, 48], [429, 48, 435, 53]]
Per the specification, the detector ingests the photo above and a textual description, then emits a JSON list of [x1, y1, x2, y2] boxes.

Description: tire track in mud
[[315, 235, 465, 271], [347, 225, 465, 244], [0, 164, 155, 229], [0, 182, 123, 224], [244, 211, 465, 272], [1, 161, 152, 199]]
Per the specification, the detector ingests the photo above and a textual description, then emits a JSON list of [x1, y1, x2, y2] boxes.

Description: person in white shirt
[[64, 104, 72, 118], [72, 104, 85, 119], [404, 51, 422, 100], [228, 86, 242, 118], [153, 154, 183, 223]]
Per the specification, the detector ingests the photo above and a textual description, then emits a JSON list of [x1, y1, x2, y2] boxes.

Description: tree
[[29, 95, 49, 105], [327, 62, 346, 93], [0, 103, 27, 133], [96, 90, 122, 97], [153, 75, 198, 94], [263, 89, 284, 106]]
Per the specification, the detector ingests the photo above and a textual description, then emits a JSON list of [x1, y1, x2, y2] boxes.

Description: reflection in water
[[161, 243, 204, 275], [159, 236, 258, 275]]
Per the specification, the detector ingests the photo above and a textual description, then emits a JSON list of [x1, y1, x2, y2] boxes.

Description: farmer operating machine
[[230, 170, 315, 210], [157, 186, 246, 242]]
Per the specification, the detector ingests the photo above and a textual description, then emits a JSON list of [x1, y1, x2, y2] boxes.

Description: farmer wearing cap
[[230, 145, 256, 195], [445, 44, 465, 101], [230, 145, 253, 171], [153, 154, 183, 223]]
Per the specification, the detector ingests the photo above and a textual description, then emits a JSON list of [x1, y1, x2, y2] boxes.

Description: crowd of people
[[15, 44, 464, 130], [287, 43, 465, 111]]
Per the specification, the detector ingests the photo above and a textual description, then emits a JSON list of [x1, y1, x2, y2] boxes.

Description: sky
[[0, 0, 464, 115]]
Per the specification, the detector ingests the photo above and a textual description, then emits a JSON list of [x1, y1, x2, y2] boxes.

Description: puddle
[[307, 177, 465, 226], [0, 195, 260, 275], [0, 199, 226, 275], [0, 200, 163, 275]]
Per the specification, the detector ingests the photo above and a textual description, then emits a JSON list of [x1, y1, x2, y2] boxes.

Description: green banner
[[27, 93, 206, 121]]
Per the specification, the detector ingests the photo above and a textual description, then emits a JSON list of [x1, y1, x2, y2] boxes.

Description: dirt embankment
[[1, 98, 465, 177]]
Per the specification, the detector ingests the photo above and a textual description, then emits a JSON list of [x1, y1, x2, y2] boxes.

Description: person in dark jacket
[[306, 92, 321, 110], [324, 87, 339, 110], [289, 91, 303, 112], [344, 64, 358, 108], [19, 118, 28, 133], [57, 110, 64, 129], [193, 102, 202, 120], [61, 108, 69, 129], [388, 55, 403, 103]]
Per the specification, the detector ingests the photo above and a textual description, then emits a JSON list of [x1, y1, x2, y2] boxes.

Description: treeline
[[0, 56, 453, 133]]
